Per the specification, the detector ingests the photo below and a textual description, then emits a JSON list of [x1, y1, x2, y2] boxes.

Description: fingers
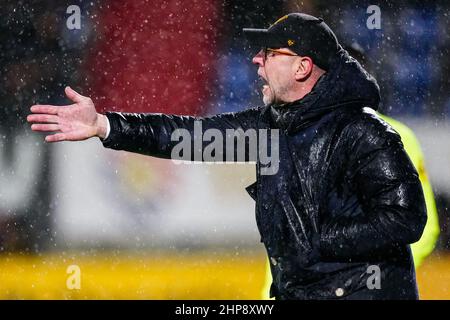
[[65, 86, 87, 103], [45, 131, 85, 143], [30, 87, 91, 143], [27, 114, 59, 123], [30, 124, 60, 132], [45, 133, 66, 143], [30, 105, 59, 115]]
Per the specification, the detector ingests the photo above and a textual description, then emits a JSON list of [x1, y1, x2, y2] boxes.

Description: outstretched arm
[[28, 87, 263, 160]]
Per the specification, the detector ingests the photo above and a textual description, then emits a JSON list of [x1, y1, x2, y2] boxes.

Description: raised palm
[[27, 87, 107, 142]]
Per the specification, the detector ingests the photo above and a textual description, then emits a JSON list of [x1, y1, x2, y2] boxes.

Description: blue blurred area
[[387, 6, 440, 116], [213, 48, 259, 113]]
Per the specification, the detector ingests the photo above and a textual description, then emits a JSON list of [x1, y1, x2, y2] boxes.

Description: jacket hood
[[264, 46, 381, 133]]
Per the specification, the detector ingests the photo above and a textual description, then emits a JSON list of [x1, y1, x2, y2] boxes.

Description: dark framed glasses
[[263, 47, 299, 60]]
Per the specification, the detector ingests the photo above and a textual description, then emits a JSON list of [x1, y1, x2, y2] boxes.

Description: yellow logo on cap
[[272, 15, 288, 26], [287, 39, 295, 46]]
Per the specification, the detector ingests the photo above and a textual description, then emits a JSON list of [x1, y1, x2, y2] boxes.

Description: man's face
[[252, 48, 299, 106]]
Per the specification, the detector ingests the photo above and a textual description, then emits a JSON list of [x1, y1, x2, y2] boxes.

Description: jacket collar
[[262, 46, 381, 134]]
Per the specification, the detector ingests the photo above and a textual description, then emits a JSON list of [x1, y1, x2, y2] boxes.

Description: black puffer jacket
[[101, 48, 427, 300]]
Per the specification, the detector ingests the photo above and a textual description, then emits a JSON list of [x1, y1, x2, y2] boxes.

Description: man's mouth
[[259, 76, 269, 92]]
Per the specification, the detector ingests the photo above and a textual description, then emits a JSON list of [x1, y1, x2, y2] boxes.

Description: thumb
[[65, 86, 86, 103]]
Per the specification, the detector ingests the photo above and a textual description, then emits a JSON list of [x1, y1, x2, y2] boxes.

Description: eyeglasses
[[263, 47, 299, 60]]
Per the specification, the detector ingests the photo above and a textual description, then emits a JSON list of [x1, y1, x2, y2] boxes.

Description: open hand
[[27, 86, 108, 142]]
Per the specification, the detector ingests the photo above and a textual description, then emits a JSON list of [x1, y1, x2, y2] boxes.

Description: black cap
[[243, 13, 340, 70]]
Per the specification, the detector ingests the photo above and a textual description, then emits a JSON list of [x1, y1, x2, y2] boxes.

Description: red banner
[[87, 0, 220, 115]]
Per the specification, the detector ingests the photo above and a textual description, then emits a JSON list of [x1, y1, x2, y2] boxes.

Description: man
[[260, 42, 440, 299], [27, 13, 427, 299]]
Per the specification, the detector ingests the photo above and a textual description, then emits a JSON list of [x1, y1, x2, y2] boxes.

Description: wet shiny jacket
[[101, 48, 427, 300]]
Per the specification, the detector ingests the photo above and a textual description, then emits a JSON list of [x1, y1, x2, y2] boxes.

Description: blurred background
[[0, 0, 449, 299]]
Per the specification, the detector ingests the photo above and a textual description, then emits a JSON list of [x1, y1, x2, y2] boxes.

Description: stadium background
[[0, 0, 449, 299]]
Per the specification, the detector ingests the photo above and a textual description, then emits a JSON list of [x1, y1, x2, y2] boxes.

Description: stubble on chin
[[262, 88, 275, 106], [263, 94, 273, 106]]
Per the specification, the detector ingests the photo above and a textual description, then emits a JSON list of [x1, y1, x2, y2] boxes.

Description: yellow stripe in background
[[0, 250, 266, 300], [0, 250, 449, 299]]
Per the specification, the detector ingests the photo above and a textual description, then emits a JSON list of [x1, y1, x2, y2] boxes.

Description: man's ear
[[294, 56, 313, 81]]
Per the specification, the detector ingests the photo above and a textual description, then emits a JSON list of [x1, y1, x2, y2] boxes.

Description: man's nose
[[252, 50, 264, 66]]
